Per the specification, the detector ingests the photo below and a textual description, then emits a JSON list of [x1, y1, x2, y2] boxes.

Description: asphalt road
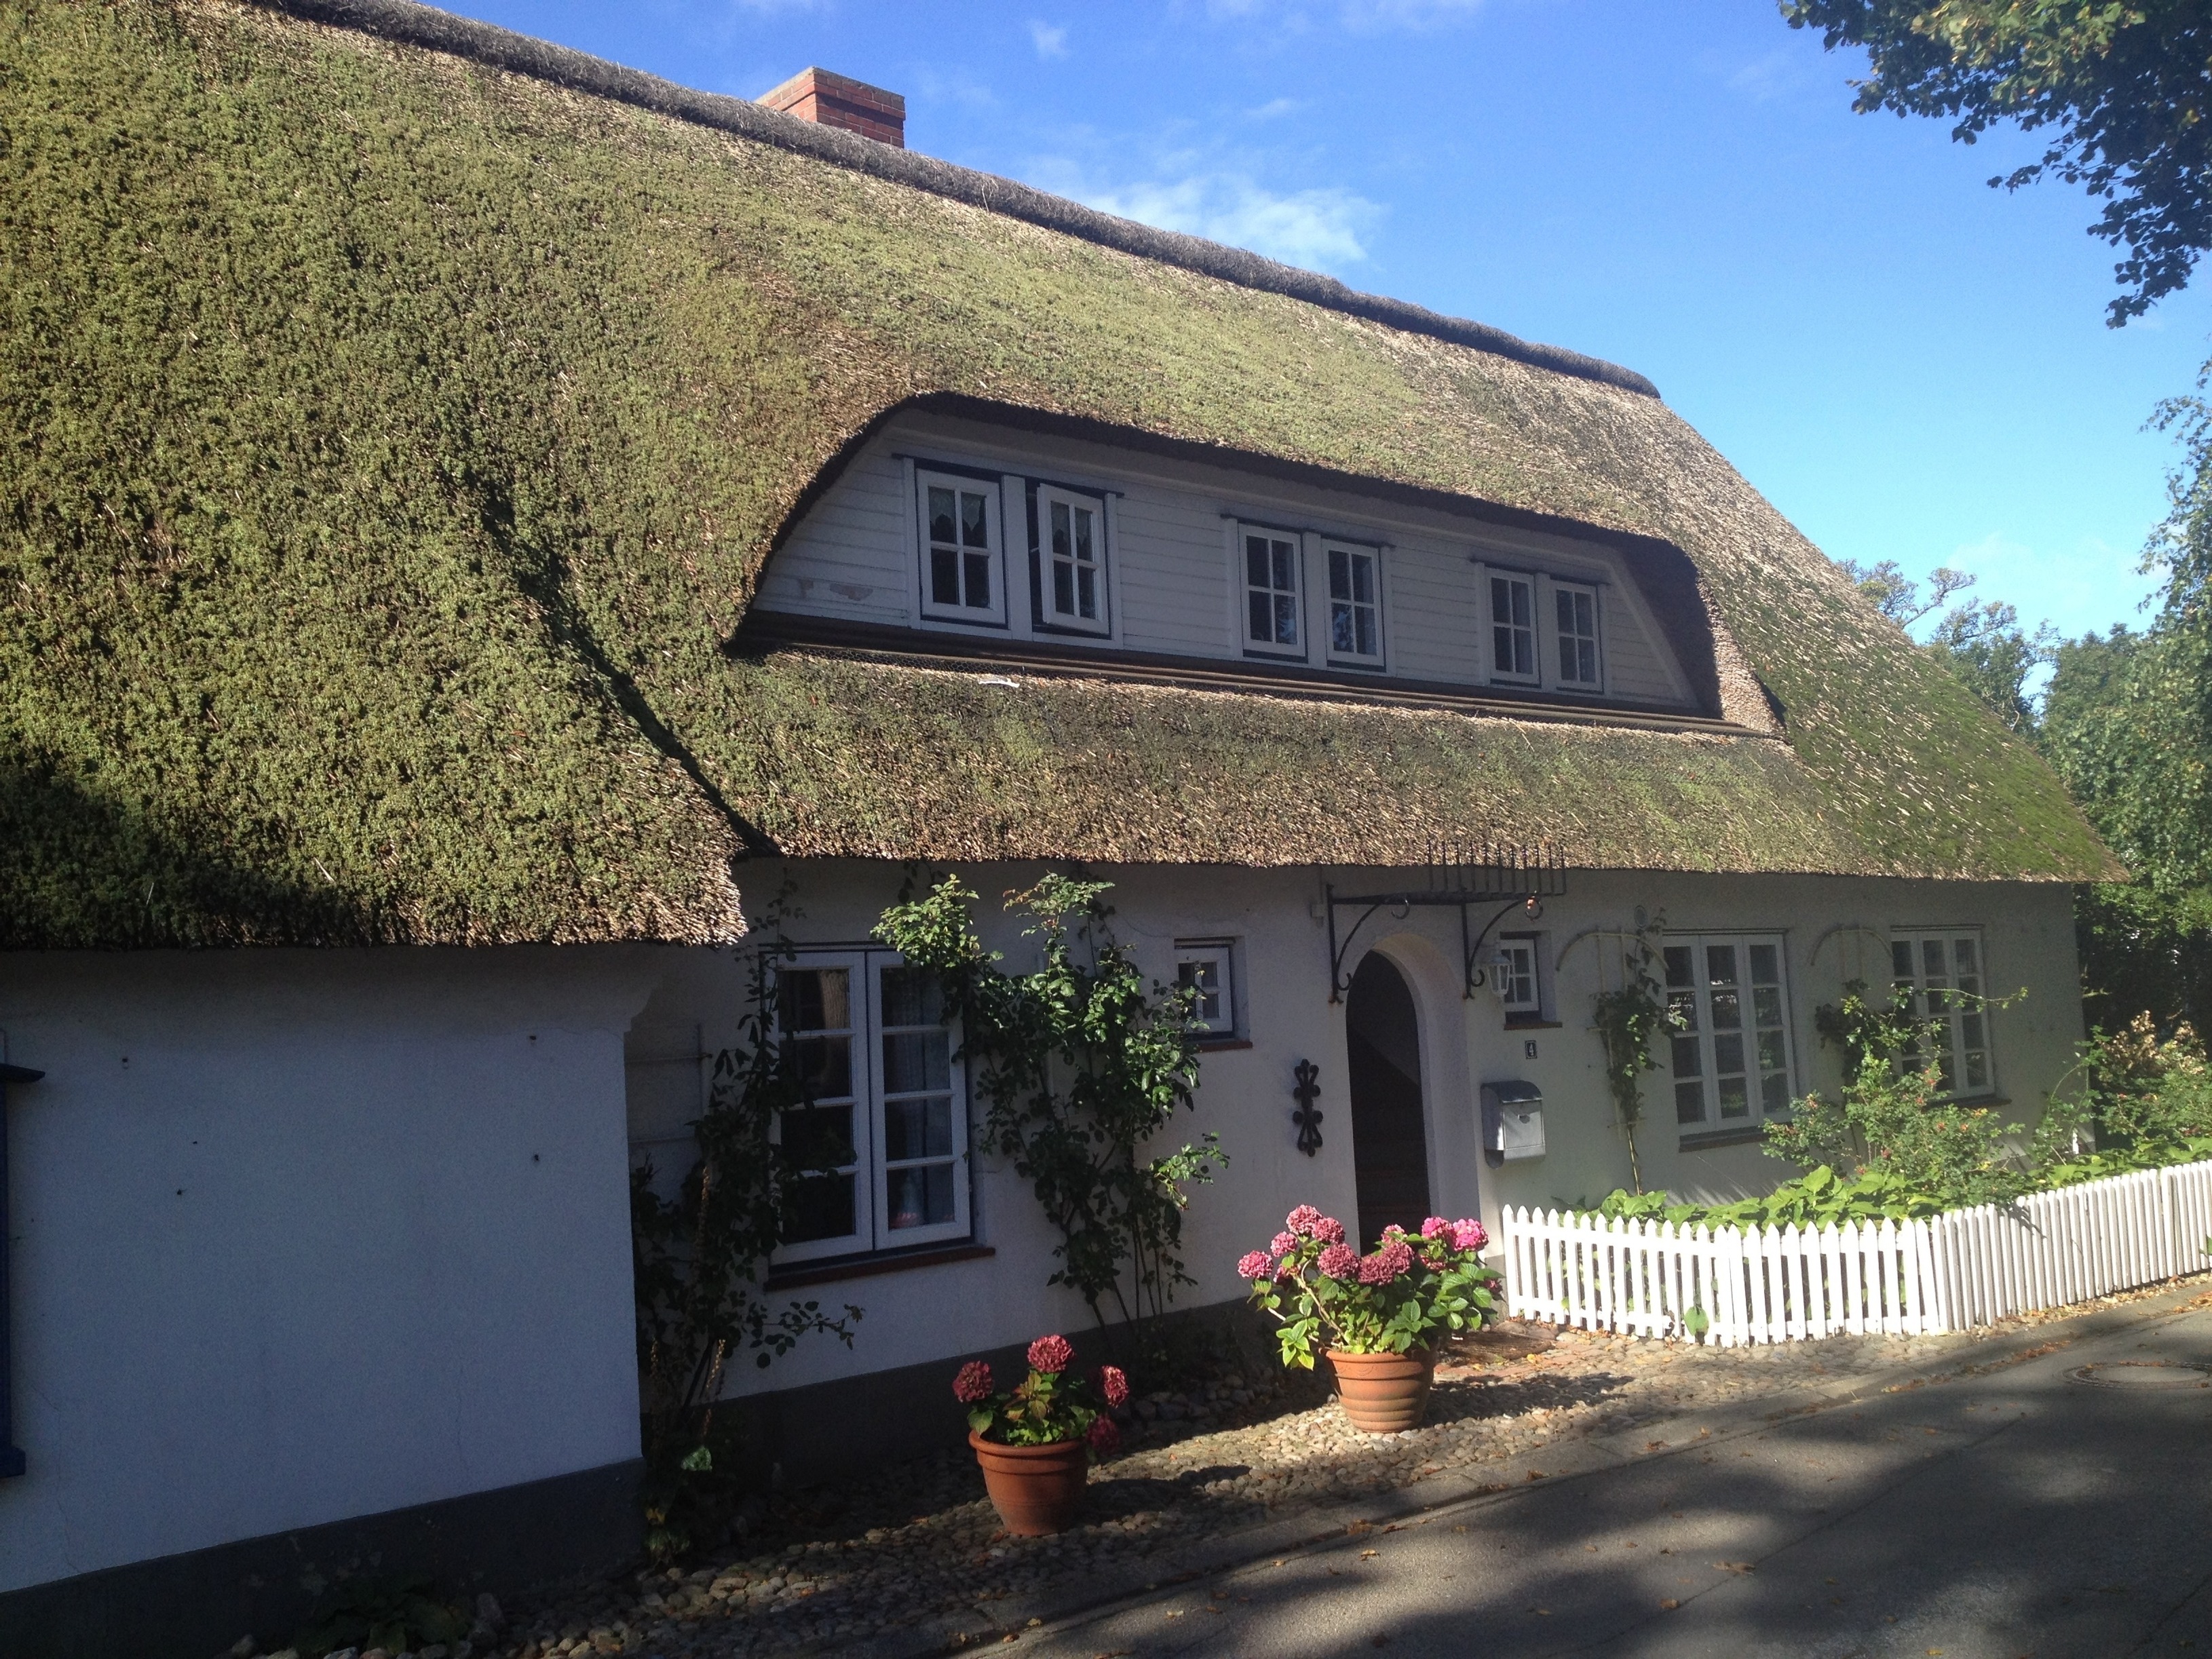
[[1012, 1304, 2212, 1659]]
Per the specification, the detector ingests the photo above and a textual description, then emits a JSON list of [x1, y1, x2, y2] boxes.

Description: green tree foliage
[[1842, 558, 2055, 735], [1785, 1, 2212, 322], [875, 874, 1225, 1331]]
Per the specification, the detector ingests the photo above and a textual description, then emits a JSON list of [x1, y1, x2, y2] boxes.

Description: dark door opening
[[1346, 952, 1432, 1249]]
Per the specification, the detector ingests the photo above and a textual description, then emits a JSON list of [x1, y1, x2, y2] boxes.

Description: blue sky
[[456, 0, 2212, 644]]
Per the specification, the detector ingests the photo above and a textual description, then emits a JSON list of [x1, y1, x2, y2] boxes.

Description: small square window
[[1489, 572, 1537, 682], [916, 470, 1006, 627], [1242, 527, 1303, 657], [1325, 542, 1384, 666], [1175, 939, 1239, 1037], [1495, 935, 1542, 1017], [1553, 581, 1601, 690], [1037, 484, 1109, 635]]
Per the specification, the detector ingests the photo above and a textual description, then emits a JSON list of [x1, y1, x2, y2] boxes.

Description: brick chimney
[[758, 68, 905, 148]]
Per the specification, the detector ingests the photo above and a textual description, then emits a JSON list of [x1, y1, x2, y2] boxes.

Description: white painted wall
[[0, 946, 662, 1595], [628, 863, 2084, 1395], [756, 411, 1697, 709]]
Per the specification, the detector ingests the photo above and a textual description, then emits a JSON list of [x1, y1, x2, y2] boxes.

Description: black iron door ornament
[[1324, 841, 1567, 1002], [1291, 1058, 1324, 1156]]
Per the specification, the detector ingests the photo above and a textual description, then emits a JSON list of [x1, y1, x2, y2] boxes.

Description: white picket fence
[[1501, 1160, 2212, 1346]]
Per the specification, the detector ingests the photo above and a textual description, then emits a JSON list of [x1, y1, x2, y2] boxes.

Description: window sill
[[1503, 1016, 1561, 1030], [1939, 1093, 2010, 1109], [1195, 1036, 1253, 1052], [765, 1242, 994, 1291], [1678, 1124, 1766, 1153]]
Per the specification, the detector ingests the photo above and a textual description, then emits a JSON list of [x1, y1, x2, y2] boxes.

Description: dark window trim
[[733, 614, 1740, 734], [1677, 1125, 1764, 1153], [1195, 1036, 1254, 1052], [763, 1242, 994, 1290]]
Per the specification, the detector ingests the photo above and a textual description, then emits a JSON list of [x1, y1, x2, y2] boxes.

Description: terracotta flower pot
[[968, 1430, 1088, 1536], [1326, 1347, 1435, 1434]]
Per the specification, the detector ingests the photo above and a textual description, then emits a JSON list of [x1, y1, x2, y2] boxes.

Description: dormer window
[[1325, 541, 1384, 668], [1244, 526, 1303, 658], [917, 469, 1005, 626], [1554, 580, 1601, 691], [1037, 483, 1109, 634], [1489, 571, 1538, 683]]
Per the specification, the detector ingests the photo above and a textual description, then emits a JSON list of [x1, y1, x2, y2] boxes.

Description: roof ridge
[[255, 0, 1662, 399]]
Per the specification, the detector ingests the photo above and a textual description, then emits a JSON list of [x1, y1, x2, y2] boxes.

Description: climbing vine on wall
[[876, 873, 1225, 1334]]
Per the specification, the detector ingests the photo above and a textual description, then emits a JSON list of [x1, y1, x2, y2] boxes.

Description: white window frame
[[1550, 578, 1602, 693], [1239, 523, 1306, 659], [1890, 928, 1997, 1099], [1323, 539, 1386, 669], [915, 469, 1007, 627], [1035, 482, 1111, 636], [769, 949, 971, 1265], [1175, 938, 1241, 1039], [1663, 933, 1797, 1130], [1487, 569, 1539, 684], [1493, 933, 1544, 1020]]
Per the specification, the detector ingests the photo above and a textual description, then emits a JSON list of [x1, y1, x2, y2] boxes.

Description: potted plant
[[955, 1335, 1128, 1536], [1238, 1206, 1500, 1433]]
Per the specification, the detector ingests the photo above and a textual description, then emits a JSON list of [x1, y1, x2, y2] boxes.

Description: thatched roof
[[0, 0, 2116, 948]]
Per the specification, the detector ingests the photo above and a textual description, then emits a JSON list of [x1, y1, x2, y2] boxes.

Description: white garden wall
[[0, 945, 662, 1596]]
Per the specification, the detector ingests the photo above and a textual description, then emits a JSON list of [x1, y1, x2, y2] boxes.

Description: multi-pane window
[[774, 953, 970, 1263], [917, 471, 1004, 625], [1490, 572, 1537, 681], [1038, 485, 1109, 634], [1890, 930, 1994, 1097], [1495, 934, 1542, 1018], [1554, 581, 1600, 690], [1665, 936, 1795, 1128], [1244, 528, 1303, 655], [1327, 543, 1383, 666], [1175, 940, 1238, 1037]]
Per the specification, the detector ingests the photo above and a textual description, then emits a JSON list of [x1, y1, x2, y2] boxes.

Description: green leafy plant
[[876, 873, 1224, 1331], [2035, 1012, 2212, 1181], [1589, 921, 1677, 1194], [630, 925, 862, 1561], [1238, 1207, 1498, 1367], [294, 1575, 466, 1656], [954, 1334, 1128, 1454]]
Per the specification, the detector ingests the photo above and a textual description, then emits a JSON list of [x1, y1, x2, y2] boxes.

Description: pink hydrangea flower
[[1312, 1216, 1347, 1245], [1356, 1238, 1416, 1284], [1027, 1334, 1075, 1375], [1097, 1365, 1129, 1408], [1285, 1204, 1324, 1236], [1236, 1251, 1274, 1281], [953, 1360, 994, 1404], [1451, 1218, 1489, 1252], [1270, 1231, 1299, 1257], [1086, 1414, 1122, 1455], [1420, 1217, 1451, 1240], [1316, 1242, 1359, 1280]]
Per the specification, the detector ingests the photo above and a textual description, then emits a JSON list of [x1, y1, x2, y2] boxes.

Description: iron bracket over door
[[1325, 843, 1566, 1003]]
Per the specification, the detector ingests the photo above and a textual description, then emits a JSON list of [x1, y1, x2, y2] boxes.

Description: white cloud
[[1052, 166, 1382, 272], [1029, 20, 1070, 59], [1246, 96, 1302, 121]]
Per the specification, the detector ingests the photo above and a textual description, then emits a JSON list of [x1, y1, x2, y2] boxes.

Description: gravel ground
[[278, 1278, 2207, 1659]]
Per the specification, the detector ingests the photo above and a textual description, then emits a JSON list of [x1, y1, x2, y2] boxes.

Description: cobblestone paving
[[292, 1278, 2207, 1659]]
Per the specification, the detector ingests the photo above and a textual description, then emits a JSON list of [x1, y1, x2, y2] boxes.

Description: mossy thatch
[[0, 0, 2116, 947]]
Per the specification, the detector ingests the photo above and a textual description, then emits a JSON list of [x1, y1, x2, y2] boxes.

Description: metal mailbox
[[1481, 1080, 1545, 1165]]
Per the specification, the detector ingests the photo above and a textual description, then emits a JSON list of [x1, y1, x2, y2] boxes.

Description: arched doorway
[[1346, 951, 1432, 1248]]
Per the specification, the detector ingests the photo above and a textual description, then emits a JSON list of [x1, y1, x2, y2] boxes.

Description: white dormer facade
[[751, 408, 1706, 715]]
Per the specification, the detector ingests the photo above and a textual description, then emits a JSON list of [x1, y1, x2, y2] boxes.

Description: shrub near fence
[[1501, 1160, 2212, 1346]]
